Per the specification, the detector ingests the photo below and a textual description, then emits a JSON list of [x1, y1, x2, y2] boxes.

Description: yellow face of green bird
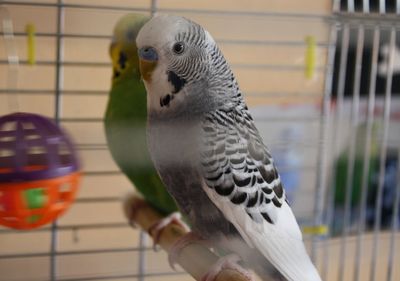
[[109, 14, 150, 83], [110, 42, 133, 82]]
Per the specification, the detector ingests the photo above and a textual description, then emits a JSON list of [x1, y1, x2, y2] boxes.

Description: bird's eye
[[172, 42, 185, 54]]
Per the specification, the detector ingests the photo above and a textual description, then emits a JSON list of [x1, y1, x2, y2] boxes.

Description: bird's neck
[[108, 74, 147, 121]]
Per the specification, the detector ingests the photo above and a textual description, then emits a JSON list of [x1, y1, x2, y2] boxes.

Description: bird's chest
[[160, 165, 234, 240], [147, 117, 235, 239], [147, 117, 201, 167]]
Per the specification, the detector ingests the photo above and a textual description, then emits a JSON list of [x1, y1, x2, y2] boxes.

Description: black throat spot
[[160, 94, 174, 107], [118, 51, 128, 69], [167, 71, 186, 94], [113, 70, 121, 79]]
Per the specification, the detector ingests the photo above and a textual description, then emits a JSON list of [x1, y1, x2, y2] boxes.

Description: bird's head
[[110, 14, 149, 83], [136, 14, 234, 113]]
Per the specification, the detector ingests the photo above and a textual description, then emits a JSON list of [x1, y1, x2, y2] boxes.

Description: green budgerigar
[[104, 14, 177, 215], [332, 122, 380, 234]]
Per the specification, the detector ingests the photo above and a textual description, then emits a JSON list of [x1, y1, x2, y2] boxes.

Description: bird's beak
[[138, 46, 158, 82]]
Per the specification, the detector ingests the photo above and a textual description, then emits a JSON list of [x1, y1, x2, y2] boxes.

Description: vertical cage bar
[[397, 0, 400, 14], [338, 24, 365, 281], [363, 0, 370, 13], [54, 0, 64, 124], [321, 23, 350, 280], [353, 26, 380, 281], [379, 0, 386, 14], [150, 0, 158, 16], [50, 0, 65, 280], [1, 6, 19, 113], [136, 1, 158, 280], [310, 23, 337, 262], [387, 148, 400, 281], [332, 0, 341, 12], [50, 223, 58, 281], [348, 0, 355, 12], [369, 26, 396, 281], [137, 231, 147, 281]]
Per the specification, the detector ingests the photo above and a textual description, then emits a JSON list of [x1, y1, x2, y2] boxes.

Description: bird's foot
[[148, 212, 190, 251], [123, 195, 148, 228], [168, 231, 206, 270], [201, 254, 255, 281]]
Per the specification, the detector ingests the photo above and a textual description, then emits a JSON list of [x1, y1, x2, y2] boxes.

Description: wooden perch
[[123, 195, 251, 281]]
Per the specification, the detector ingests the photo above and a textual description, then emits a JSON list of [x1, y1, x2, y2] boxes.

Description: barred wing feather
[[200, 107, 322, 281]]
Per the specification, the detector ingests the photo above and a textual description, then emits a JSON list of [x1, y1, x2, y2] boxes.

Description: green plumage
[[104, 14, 177, 215], [334, 122, 379, 206]]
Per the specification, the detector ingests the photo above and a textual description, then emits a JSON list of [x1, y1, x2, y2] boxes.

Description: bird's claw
[[201, 253, 255, 281], [167, 231, 205, 270], [148, 212, 190, 251], [123, 194, 148, 228]]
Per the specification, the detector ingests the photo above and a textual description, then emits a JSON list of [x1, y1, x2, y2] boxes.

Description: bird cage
[[0, 0, 399, 281]]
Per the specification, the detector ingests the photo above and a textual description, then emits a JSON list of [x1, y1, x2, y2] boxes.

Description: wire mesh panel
[[0, 1, 399, 281], [322, 1, 400, 281]]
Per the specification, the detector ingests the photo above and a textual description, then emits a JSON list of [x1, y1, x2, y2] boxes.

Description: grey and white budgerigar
[[136, 14, 322, 281]]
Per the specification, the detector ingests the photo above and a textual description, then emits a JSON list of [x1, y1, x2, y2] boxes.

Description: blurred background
[[0, 0, 399, 281]]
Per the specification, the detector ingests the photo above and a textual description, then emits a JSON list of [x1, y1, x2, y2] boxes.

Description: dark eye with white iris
[[172, 42, 185, 55]]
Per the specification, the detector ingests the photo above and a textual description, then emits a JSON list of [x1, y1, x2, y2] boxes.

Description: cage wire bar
[[369, 25, 396, 281], [338, 24, 365, 281], [0, 4, 19, 112], [311, 18, 337, 262], [49, 0, 65, 279], [387, 148, 400, 281], [321, 22, 350, 281], [0, 1, 400, 281], [135, 3, 158, 281], [322, 20, 346, 280], [353, 25, 380, 281]]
